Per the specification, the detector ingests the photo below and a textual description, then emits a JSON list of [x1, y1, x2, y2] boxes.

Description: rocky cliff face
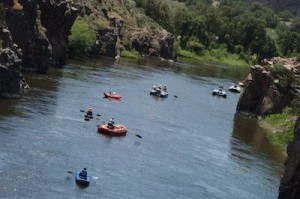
[[73, 0, 177, 61], [236, 57, 300, 116], [3, 0, 77, 73], [0, 0, 177, 98], [278, 117, 300, 199], [0, 25, 28, 98]]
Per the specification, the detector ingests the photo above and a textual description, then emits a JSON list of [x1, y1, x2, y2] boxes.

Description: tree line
[[135, 0, 300, 63]]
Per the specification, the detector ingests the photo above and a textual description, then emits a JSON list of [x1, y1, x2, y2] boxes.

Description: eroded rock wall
[[0, 25, 28, 98], [237, 58, 300, 116], [3, 0, 77, 72]]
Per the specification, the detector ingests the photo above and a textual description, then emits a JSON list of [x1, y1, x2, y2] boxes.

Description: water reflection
[[230, 113, 285, 169]]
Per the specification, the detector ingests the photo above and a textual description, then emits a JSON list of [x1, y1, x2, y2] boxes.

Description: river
[[0, 58, 284, 198]]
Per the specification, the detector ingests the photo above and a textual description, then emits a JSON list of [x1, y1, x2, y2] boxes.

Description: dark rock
[[39, 0, 78, 67], [0, 48, 28, 98], [278, 117, 300, 199], [131, 27, 177, 61], [237, 58, 299, 116]]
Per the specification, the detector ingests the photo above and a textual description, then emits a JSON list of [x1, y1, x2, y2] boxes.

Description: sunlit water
[[0, 58, 284, 198]]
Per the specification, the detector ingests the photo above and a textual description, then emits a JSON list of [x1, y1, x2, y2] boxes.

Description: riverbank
[[178, 49, 249, 68], [259, 108, 298, 152]]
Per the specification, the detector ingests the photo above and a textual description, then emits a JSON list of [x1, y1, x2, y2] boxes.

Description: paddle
[[67, 171, 99, 180], [80, 110, 101, 117]]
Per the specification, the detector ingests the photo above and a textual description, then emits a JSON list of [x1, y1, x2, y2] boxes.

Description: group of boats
[[212, 84, 242, 98], [85, 85, 168, 137], [77, 84, 169, 187]]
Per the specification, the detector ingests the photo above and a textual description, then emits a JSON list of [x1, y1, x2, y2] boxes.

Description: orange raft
[[103, 92, 122, 100], [97, 124, 127, 136]]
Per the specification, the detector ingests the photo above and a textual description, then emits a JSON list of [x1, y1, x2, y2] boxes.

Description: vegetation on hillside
[[69, 17, 96, 56], [135, 0, 300, 64]]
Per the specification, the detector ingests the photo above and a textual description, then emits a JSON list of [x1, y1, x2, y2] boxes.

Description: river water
[[0, 58, 284, 198]]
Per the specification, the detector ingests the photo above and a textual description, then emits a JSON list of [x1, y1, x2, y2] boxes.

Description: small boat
[[84, 114, 93, 120], [212, 88, 227, 98], [150, 89, 168, 98], [103, 92, 122, 99], [75, 172, 90, 187], [228, 85, 241, 93], [97, 124, 127, 136]]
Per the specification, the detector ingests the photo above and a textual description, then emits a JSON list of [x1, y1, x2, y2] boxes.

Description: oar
[[80, 110, 101, 117], [67, 171, 98, 180]]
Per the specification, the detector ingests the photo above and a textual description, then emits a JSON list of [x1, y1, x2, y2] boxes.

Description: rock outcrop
[[278, 117, 300, 199], [73, 0, 177, 61], [236, 57, 300, 116], [3, 0, 77, 72], [0, 25, 28, 98], [131, 27, 176, 61], [39, 0, 78, 67]]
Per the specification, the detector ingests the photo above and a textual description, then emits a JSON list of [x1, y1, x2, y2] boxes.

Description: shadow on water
[[230, 113, 285, 167]]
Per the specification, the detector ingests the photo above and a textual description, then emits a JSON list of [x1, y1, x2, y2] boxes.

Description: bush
[[120, 50, 140, 59], [271, 63, 287, 77], [291, 94, 300, 115], [186, 37, 205, 55], [264, 107, 295, 147], [296, 53, 300, 62], [69, 18, 96, 56]]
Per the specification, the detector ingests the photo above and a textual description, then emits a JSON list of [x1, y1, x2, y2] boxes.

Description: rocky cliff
[[3, 0, 77, 72], [278, 117, 300, 198], [0, 25, 28, 98], [0, 0, 177, 98], [236, 57, 300, 116], [73, 0, 177, 61]]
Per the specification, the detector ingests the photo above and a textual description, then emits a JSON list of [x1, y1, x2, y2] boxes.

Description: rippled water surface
[[0, 58, 284, 198]]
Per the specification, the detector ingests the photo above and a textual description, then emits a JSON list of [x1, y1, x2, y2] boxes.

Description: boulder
[[0, 48, 28, 98]]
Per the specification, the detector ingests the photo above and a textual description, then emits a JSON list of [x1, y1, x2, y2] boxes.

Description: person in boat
[[158, 84, 162, 90], [108, 118, 115, 129], [86, 108, 93, 116], [162, 85, 167, 92], [218, 86, 223, 92], [79, 168, 87, 179]]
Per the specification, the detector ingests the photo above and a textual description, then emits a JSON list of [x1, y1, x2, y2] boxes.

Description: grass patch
[[260, 107, 296, 148], [120, 50, 140, 59], [178, 49, 249, 68]]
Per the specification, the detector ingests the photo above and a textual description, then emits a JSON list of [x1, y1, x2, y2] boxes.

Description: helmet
[[88, 108, 92, 111], [84, 168, 87, 170]]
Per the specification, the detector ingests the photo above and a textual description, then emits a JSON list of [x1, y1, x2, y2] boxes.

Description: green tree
[[69, 18, 96, 56], [277, 31, 300, 56]]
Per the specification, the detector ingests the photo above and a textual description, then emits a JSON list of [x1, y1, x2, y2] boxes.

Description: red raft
[[97, 124, 127, 136], [103, 92, 122, 100]]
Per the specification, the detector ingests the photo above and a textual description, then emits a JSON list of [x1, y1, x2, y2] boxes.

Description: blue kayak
[[75, 172, 90, 186]]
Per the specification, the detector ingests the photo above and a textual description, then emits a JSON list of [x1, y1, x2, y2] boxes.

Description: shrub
[[296, 53, 300, 62], [186, 37, 204, 55], [69, 18, 96, 56], [264, 107, 295, 147], [120, 50, 140, 59]]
